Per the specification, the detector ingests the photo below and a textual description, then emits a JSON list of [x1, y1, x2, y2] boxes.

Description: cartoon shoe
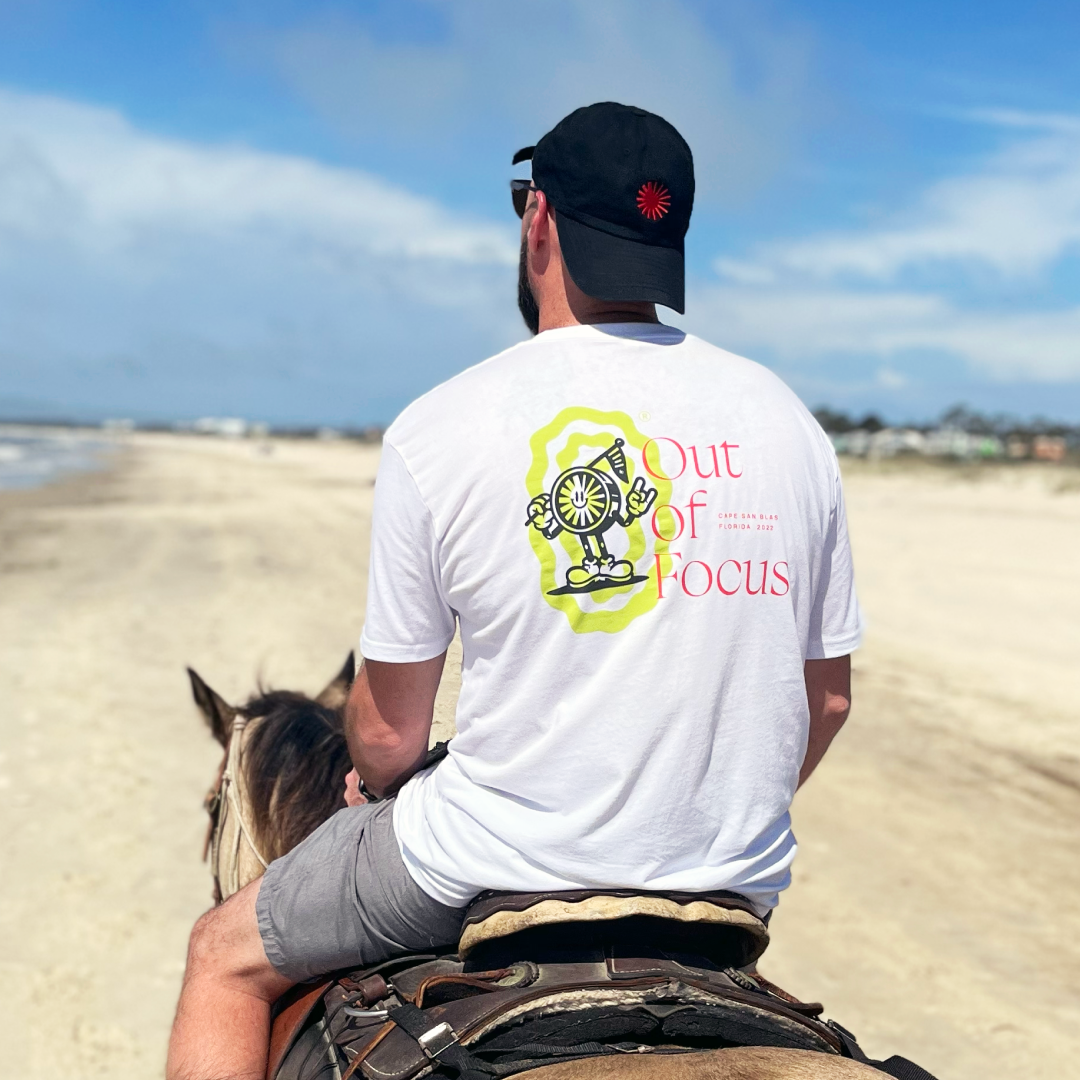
[[567, 559, 602, 588], [600, 557, 635, 583]]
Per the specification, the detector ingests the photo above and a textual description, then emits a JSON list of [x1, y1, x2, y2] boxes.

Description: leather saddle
[[459, 888, 770, 967], [268, 888, 883, 1080]]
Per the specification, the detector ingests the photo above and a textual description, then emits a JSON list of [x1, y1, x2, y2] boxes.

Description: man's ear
[[526, 190, 551, 252], [187, 667, 236, 747]]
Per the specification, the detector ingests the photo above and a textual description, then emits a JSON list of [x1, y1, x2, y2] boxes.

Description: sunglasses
[[511, 179, 538, 219]]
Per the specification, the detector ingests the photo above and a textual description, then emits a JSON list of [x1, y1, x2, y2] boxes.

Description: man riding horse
[[167, 103, 862, 1079]]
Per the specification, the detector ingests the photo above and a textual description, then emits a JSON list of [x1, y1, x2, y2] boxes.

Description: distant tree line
[[812, 404, 1079, 440]]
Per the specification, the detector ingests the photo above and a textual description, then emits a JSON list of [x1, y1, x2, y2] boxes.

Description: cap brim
[[556, 213, 685, 314]]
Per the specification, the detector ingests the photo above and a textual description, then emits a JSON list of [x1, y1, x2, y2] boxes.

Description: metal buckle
[[416, 1021, 458, 1058]]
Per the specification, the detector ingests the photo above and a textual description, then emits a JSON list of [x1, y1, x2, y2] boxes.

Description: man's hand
[[799, 654, 852, 788], [345, 654, 447, 800], [344, 768, 368, 807]]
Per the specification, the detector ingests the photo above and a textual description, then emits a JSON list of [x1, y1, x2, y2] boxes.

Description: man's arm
[[798, 654, 851, 788], [345, 653, 447, 799]]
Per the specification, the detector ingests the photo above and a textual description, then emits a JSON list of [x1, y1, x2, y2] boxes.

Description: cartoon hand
[[526, 493, 555, 531], [625, 476, 657, 519]]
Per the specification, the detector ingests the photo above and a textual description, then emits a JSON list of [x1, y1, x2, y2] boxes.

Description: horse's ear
[[187, 667, 236, 746], [315, 651, 356, 710]]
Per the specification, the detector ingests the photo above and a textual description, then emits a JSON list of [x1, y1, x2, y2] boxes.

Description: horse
[[189, 653, 354, 902], [189, 656, 928, 1080]]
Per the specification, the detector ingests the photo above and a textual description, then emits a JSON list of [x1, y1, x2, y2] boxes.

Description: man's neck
[[537, 300, 659, 333], [530, 242, 660, 332]]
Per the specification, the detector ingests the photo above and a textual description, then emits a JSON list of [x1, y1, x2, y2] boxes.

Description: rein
[[221, 718, 270, 870], [206, 713, 271, 900]]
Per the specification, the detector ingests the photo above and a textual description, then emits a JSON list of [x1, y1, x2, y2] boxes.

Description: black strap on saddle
[[387, 1002, 495, 1080], [381, 1007, 940, 1080], [828, 1021, 940, 1080]]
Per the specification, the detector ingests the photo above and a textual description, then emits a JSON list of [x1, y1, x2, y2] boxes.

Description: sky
[[2, 0, 1080, 426]]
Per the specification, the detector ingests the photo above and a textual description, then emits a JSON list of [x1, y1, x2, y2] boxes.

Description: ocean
[[0, 429, 109, 491]]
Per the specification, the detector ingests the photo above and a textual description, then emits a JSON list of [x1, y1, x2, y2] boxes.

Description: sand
[[0, 436, 1077, 1078]]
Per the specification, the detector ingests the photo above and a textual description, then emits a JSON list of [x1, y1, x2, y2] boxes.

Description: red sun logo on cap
[[636, 181, 671, 221]]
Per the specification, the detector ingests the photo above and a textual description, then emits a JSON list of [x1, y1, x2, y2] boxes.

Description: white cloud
[[876, 368, 907, 389], [5, 79, 1078, 424], [696, 111, 1080, 384], [688, 283, 1080, 382], [957, 107, 1080, 135], [241, 0, 818, 205], [0, 88, 516, 267], [715, 111, 1080, 282], [0, 88, 524, 422]]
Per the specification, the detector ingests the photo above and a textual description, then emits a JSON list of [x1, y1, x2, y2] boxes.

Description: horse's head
[[188, 653, 355, 903]]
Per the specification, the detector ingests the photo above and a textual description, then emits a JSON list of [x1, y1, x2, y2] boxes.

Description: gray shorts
[[256, 799, 466, 983]]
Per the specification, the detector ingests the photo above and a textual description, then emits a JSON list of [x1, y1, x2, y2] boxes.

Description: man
[[167, 102, 860, 1080]]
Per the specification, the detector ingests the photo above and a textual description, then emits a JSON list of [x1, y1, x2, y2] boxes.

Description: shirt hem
[[359, 631, 455, 664], [390, 805, 786, 918], [806, 629, 863, 660], [391, 799, 477, 909]]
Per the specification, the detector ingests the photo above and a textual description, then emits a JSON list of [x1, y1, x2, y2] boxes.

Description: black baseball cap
[[513, 102, 694, 313]]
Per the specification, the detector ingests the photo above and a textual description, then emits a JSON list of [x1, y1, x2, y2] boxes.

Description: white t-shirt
[[360, 323, 862, 914]]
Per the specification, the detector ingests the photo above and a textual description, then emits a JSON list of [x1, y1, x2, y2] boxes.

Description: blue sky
[[3, 0, 1080, 425]]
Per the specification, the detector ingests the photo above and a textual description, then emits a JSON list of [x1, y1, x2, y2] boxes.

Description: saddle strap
[[267, 981, 334, 1080], [828, 1021, 940, 1080], [383, 1003, 495, 1080], [347, 975, 840, 1080]]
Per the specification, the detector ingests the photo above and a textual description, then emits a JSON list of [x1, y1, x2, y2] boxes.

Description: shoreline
[[0, 426, 123, 495]]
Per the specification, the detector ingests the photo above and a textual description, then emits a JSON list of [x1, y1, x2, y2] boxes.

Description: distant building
[[869, 428, 927, 458], [830, 427, 1003, 460], [831, 430, 871, 456], [820, 406, 1074, 465], [194, 417, 248, 438], [922, 428, 1003, 458], [1033, 435, 1066, 462]]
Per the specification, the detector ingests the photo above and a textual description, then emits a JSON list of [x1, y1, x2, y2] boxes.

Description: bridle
[[204, 712, 270, 902]]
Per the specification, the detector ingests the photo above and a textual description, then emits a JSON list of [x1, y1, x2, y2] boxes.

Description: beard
[[517, 239, 540, 336]]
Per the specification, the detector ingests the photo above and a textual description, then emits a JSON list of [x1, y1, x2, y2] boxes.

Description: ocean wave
[[0, 433, 105, 490]]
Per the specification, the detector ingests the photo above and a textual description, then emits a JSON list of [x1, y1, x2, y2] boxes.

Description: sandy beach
[[0, 434, 1077, 1079]]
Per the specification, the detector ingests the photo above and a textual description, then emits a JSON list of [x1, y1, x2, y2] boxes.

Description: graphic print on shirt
[[526, 438, 658, 594], [525, 407, 672, 634]]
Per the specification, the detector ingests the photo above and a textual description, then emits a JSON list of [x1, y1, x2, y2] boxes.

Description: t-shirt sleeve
[[805, 464, 864, 660], [359, 441, 456, 663]]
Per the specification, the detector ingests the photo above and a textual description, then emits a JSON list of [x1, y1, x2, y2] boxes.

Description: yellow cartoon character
[[526, 439, 657, 593]]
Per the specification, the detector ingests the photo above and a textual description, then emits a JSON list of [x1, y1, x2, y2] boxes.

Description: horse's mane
[[240, 689, 351, 864]]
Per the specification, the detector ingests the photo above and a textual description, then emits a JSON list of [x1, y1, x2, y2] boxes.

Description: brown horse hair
[[239, 689, 351, 864]]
